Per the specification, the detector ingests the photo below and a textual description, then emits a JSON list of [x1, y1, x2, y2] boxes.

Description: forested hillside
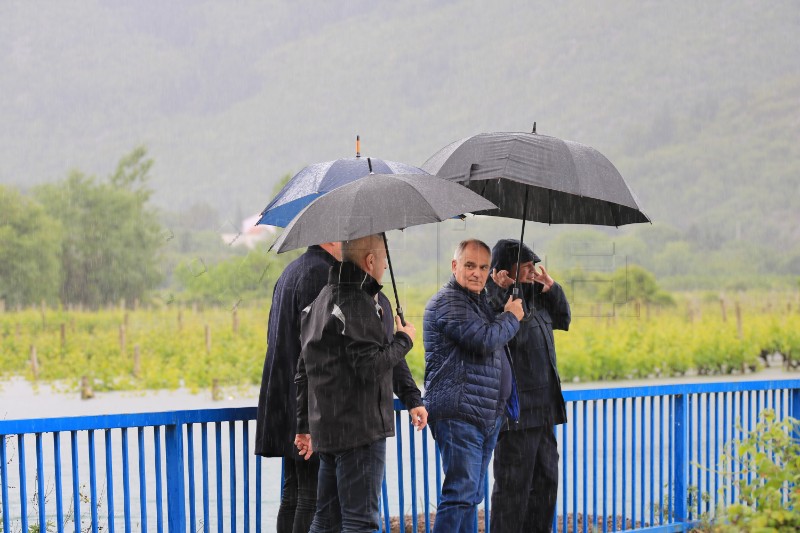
[[1, 0, 798, 286]]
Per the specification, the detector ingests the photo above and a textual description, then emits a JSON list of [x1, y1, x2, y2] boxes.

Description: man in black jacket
[[256, 240, 425, 533], [255, 243, 339, 533], [486, 239, 571, 533], [295, 234, 423, 533]]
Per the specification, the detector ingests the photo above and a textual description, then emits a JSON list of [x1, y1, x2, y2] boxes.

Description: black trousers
[[277, 454, 320, 533], [490, 426, 559, 533]]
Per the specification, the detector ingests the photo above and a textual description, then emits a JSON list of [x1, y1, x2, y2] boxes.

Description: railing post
[[792, 388, 800, 421], [166, 424, 186, 533], [673, 394, 689, 525]]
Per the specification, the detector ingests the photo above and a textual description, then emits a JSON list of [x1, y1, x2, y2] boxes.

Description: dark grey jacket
[[486, 279, 570, 428], [296, 261, 413, 453]]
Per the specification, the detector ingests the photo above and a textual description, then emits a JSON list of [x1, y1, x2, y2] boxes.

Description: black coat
[[486, 279, 571, 428], [255, 246, 338, 457], [295, 262, 414, 453], [255, 249, 422, 458]]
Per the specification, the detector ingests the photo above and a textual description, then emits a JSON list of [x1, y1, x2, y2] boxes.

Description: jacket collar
[[307, 245, 339, 267], [446, 274, 486, 301], [329, 261, 383, 297]]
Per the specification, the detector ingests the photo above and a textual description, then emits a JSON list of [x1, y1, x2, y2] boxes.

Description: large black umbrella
[[270, 173, 497, 323], [422, 126, 650, 296]]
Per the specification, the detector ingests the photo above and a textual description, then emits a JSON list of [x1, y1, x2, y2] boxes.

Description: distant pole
[[719, 298, 727, 323], [232, 308, 239, 334], [81, 376, 94, 400], [30, 345, 39, 380], [0, 299, 5, 313], [205, 324, 211, 355], [177, 309, 183, 331], [735, 302, 743, 340], [60, 323, 67, 352], [133, 345, 141, 378], [119, 324, 127, 357]]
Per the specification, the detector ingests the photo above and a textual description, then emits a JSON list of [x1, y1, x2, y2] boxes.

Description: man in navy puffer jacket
[[423, 239, 524, 533]]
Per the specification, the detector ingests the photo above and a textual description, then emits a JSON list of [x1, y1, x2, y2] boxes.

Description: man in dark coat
[[255, 243, 340, 533], [486, 239, 571, 533], [423, 239, 523, 533], [295, 234, 425, 533], [256, 241, 426, 533]]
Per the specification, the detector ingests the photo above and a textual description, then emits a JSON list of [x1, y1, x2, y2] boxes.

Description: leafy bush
[[710, 409, 800, 532]]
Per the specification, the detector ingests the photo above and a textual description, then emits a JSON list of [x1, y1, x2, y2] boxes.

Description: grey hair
[[453, 239, 491, 261], [342, 234, 384, 264]]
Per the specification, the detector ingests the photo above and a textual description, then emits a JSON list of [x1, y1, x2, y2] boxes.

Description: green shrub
[[711, 409, 800, 532]]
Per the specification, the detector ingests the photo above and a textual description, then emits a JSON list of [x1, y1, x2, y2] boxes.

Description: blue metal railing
[[1, 380, 799, 533]]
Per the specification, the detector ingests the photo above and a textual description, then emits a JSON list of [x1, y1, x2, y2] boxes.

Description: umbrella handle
[[396, 306, 406, 327]]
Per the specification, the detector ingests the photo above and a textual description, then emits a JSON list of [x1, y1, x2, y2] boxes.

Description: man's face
[[452, 243, 491, 294], [509, 261, 536, 283]]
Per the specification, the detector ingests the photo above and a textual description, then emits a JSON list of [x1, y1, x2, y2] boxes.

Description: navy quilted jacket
[[423, 276, 520, 429]]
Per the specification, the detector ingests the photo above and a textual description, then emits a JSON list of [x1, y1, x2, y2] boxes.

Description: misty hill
[[1, 1, 799, 269]]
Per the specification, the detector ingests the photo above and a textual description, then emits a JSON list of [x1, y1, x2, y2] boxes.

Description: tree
[[599, 264, 674, 305], [34, 147, 164, 307], [0, 186, 62, 306]]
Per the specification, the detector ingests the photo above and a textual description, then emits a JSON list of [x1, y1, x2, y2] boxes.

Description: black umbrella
[[270, 173, 497, 324], [422, 125, 650, 297]]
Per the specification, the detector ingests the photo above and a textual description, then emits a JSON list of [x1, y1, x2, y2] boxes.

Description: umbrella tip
[[532, 122, 537, 134], [356, 135, 361, 158], [367, 157, 373, 174]]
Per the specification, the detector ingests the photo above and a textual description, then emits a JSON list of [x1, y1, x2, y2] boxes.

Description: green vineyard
[[1, 291, 799, 393]]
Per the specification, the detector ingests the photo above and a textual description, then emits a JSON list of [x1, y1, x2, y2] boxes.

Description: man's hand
[[409, 406, 428, 431], [396, 316, 416, 343], [532, 264, 554, 292], [491, 268, 514, 289], [504, 295, 524, 321], [294, 433, 314, 460]]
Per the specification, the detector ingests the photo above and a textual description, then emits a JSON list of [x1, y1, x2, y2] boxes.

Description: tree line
[[1, 148, 162, 308]]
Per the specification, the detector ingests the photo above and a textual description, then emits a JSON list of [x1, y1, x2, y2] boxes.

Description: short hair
[[453, 239, 491, 261], [342, 234, 384, 264]]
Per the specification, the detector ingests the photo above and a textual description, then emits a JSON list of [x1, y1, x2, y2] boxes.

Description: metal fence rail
[[1, 379, 799, 533]]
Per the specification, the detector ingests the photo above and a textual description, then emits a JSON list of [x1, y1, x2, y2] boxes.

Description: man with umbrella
[[255, 238, 426, 533], [423, 239, 524, 533], [485, 239, 571, 533], [295, 234, 423, 533]]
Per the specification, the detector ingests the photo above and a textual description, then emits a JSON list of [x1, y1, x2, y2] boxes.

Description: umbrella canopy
[[270, 172, 496, 325], [422, 131, 650, 226], [257, 157, 425, 227], [423, 128, 650, 305], [270, 173, 497, 253]]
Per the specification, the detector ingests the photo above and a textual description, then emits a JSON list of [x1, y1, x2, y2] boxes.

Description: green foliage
[[0, 289, 797, 391], [0, 186, 63, 307], [34, 148, 164, 308], [599, 264, 675, 305], [173, 248, 293, 305], [711, 410, 800, 532]]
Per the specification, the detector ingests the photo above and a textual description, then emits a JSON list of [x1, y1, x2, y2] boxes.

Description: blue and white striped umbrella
[[257, 157, 425, 227]]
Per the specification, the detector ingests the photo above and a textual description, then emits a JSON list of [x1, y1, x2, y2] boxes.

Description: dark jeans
[[277, 454, 320, 533], [431, 416, 503, 533], [310, 439, 387, 533], [490, 426, 560, 533]]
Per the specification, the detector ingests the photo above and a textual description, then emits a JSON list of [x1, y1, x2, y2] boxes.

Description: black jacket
[[295, 262, 414, 453], [255, 248, 422, 457], [487, 279, 570, 428]]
